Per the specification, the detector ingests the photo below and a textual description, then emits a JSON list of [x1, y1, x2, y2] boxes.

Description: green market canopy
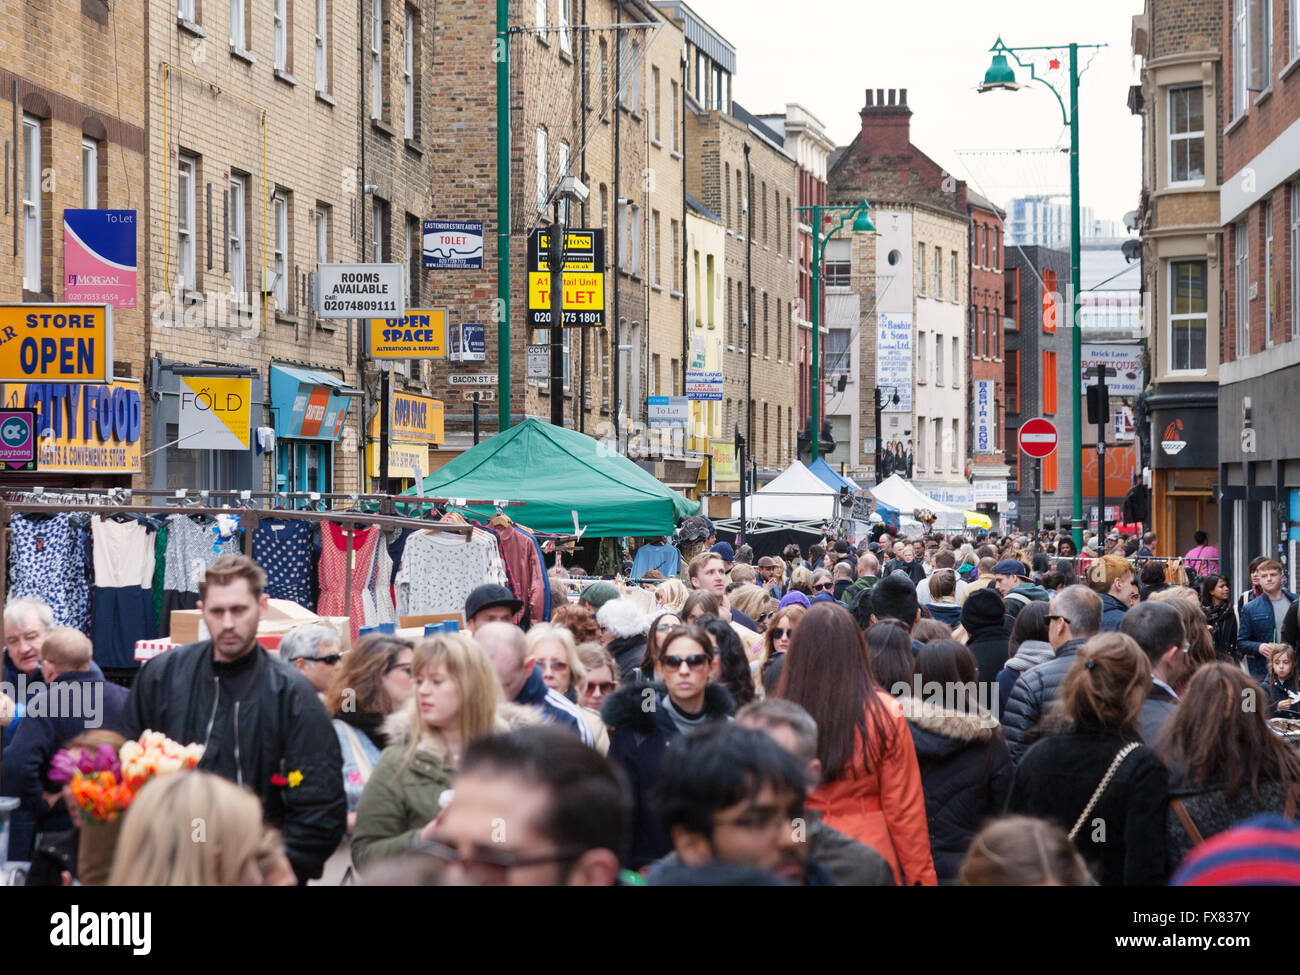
[[400, 417, 699, 537]]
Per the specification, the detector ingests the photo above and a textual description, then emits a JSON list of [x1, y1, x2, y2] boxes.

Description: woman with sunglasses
[[760, 604, 805, 695], [602, 623, 735, 870], [320, 634, 415, 883], [632, 610, 682, 685]]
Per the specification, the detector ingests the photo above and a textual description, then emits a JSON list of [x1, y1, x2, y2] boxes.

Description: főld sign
[[4, 380, 142, 473], [0, 305, 113, 383], [179, 376, 251, 451]]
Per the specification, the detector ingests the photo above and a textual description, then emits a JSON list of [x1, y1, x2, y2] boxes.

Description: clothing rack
[[0, 501, 476, 640]]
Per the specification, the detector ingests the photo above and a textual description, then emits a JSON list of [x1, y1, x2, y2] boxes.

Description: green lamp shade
[[852, 210, 876, 233], [980, 53, 1018, 91]]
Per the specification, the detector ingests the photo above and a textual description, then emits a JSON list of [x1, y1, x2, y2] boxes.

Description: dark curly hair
[[702, 618, 756, 707]]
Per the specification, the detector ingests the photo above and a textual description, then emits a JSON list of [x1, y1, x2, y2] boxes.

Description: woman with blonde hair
[[788, 565, 814, 597], [654, 577, 689, 613], [1007, 632, 1169, 885], [351, 632, 508, 869], [109, 770, 264, 886], [574, 641, 617, 754], [526, 622, 586, 700], [960, 816, 1091, 886], [730, 584, 776, 633]]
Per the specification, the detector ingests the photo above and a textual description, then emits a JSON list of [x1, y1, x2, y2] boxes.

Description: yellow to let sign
[[369, 309, 447, 359], [528, 271, 605, 311], [0, 304, 113, 383]]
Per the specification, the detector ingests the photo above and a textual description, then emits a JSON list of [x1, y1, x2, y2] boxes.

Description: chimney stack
[[860, 87, 913, 158]]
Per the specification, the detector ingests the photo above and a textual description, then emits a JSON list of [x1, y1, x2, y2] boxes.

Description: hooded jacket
[[118, 640, 346, 883], [899, 695, 1012, 884], [806, 689, 938, 886], [601, 681, 735, 869], [1004, 581, 1051, 619], [839, 575, 877, 607], [922, 603, 964, 627], [1099, 592, 1129, 632], [350, 702, 543, 870], [994, 640, 1055, 715], [1001, 638, 1089, 764]]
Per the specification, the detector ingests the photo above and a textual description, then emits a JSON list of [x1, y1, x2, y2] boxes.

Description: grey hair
[[596, 598, 650, 639], [278, 623, 342, 662], [734, 698, 819, 764], [1051, 585, 1102, 638], [4, 596, 54, 633]]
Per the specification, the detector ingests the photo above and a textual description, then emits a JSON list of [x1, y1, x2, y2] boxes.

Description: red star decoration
[[1048, 57, 1060, 69]]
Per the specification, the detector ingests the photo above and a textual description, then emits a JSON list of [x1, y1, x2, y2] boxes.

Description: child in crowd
[[1263, 645, 1300, 719]]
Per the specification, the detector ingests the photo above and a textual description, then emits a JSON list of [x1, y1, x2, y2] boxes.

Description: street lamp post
[[796, 200, 875, 463], [978, 35, 1104, 554]]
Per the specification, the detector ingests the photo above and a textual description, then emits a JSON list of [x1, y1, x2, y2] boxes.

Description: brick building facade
[[968, 192, 1011, 512]]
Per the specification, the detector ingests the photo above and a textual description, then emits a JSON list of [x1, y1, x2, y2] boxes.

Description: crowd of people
[[1, 516, 1298, 887]]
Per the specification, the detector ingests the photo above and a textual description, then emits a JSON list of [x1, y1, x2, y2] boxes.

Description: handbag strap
[[1068, 742, 1142, 841], [1170, 798, 1205, 847]]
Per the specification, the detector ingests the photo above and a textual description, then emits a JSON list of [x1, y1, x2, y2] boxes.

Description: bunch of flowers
[[48, 730, 205, 823], [912, 508, 937, 526]]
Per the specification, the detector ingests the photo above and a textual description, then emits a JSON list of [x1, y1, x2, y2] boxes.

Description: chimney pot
[[877, 88, 885, 106], [888, 89, 896, 106], [900, 89, 907, 105], [865, 89, 873, 107]]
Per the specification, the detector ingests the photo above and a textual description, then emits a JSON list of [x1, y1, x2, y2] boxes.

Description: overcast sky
[[685, 0, 1144, 224]]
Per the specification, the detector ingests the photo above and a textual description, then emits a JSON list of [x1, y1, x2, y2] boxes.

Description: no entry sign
[[1018, 417, 1059, 459]]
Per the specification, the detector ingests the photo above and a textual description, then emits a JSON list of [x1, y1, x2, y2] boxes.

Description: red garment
[[318, 522, 380, 640], [491, 523, 546, 625], [807, 690, 938, 886]]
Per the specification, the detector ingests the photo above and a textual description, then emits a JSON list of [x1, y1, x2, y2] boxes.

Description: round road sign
[[1018, 417, 1059, 459]]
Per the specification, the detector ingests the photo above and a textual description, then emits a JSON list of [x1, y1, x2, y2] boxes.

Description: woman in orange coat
[[775, 603, 938, 886]]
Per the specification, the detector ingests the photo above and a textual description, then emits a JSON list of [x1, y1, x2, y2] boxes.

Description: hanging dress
[[254, 518, 316, 610], [8, 512, 91, 631], [318, 522, 381, 640], [89, 516, 157, 669]]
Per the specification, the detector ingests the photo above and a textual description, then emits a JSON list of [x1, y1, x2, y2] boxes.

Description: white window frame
[[315, 0, 329, 92], [951, 419, 960, 472], [229, 0, 245, 51], [315, 206, 329, 265], [934, 246, 942, 295], [917, 243, 926, 295], [917, 329, 927, 380], [950, 251, 958, 301], [274, 0, 288, 71], [535, 0, 545, 28], [1235, 221, 1249, 358], [370, 0, 384, 120], [179, 0, 196, 19], [1291, 184, 1300, 339], [22, 116, 41, 294], [177, 152, 196, 292], [651, 209, 660, 285], [1293, 0, 1300, 64], [403, 7, 415, 139], [669, 80, 678, 152], [1167, 85, 1205, 186], [935, 332, 944, 385], [558, 0, 570, 55], [650, 66, 660, 142], [631, 203, 643, 275], [273, 191, 289, 309], [1233, 0, 1249, 117], [952, 336, 960, 388], [1168, 258, 1208, 373], [630, 39, 642, 112], [229, 174, 248, 299], [536, 127, 548, 213], [81, 137, 98, 209], [371, 197, 387, 263], [1265, 202, 1274, 347]]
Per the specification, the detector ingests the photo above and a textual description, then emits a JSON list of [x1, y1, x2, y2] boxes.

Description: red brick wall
[[970, 203, 1005, 461]]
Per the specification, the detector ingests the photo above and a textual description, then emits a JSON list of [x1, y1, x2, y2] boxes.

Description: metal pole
[[1068, 41, 1084, 552], [874, 386, 882, 482], [549, 206, 565, 426], [736, 424, 746, 548], [473, 392, 481, 444], [1096, 362, 1107, 538], [379, 364, 390, 493], [745, 144, 753, 464], [811, 203, 821, 462], [1036, 457, 1043, 533], [496, 0, 511, 432]]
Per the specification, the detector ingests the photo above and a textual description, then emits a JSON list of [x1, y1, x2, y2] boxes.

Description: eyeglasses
[[769, 628, 792, 640], [584, 681, 616, 695], [812, 582, 833, 592], [1046, 615, 1071, 625], [385, 661, 413, 676], [310, 653, 344, 665], [661, 653, 710, 671], [415, 838, 586, 883], [655, 621, 678, 633]]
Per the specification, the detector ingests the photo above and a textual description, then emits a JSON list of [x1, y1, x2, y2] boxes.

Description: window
[[651, 354, 660, 396], [598, 40, 608, 116], [81, 138, 99, 208], [536, 127, 548, 213], [974, 307, 983, 357], [176, 151, 196, 292], [403, 7, 415, 139], [273, 191, 289, 311], [22, 116, 41, 293], [935, 333, 943, 384], [370, 0, 384, 120], [406, 215, 420, 306], [1260, 0, 1273, 82], [1042, 350, 1058, 414], [1265, 201, 1275, 346], [932, 418, 941, 471], [558, 0, 570, 55], [978, 226, 986, 267], [951, 419, 960, 472], [1233, 0, 1249, 117], [950, 251, 958, 301], [824, 260, 851, 287], [952, 336, 960, 388], [916, 419, 926, 472], [179, 0, 195, 19], [993, 228, 1000, 270], [315, 205, 330, 265], [1169, 259, 1208, 371], [229, 0, 246, 51], [1292, 184, 1300, 339], [706, 255, 715, 328], [1235, 221, 1249, 357], [692, 251, 701, 324], [229, 174, 247, 298], [1294, 0, 1300, 63], [669, 80, 678, 151], [371, 196, 389, 263], [918, 329, 927, 380], [630, 204, 642, 274], [917, 243, 926, 295], [1006, 267, 1020, 329], [670, 218, 679, 290], [315, 0, 330, 93], [629, 39, 641, 112], [774, 192, 781, 254], [651, 210, 660, 286], [274, 0, 288, 71], [650, 67, 660, 142], [1007, 350, 1020, 413], [557, 142, 570, 222], [1168, 86, 1204, 185], [535, 0, 545, 28]]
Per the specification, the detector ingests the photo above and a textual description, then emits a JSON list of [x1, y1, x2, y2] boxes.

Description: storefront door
[[277, 440, 332, 497]]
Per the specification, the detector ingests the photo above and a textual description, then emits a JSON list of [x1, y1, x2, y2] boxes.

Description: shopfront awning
[[269, 364, 359, 441], [271, 364, 362, 396]]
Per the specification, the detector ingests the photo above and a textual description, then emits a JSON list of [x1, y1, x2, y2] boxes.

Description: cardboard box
[[169, 610, 204, 645], [264, 599, 318, 622], [168, 609, 351, 651], [399, 613, 464, 630]]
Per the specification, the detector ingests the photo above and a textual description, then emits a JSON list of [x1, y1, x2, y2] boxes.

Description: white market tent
[[870, 474, 967, 530], [729, 461, 839, 522]]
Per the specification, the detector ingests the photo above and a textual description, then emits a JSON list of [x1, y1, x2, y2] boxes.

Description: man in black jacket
[[1118, 601, 1184, 746], [1002, 585, 1102, 763], [118, 555, 345, 884]]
